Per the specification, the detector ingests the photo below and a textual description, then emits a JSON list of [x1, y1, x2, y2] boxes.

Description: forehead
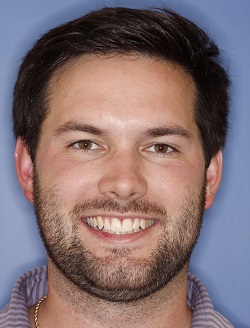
[[46, 54, 197, 132]]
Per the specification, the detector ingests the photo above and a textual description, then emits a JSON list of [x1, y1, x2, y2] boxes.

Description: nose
[[98, 151, 147, 202]]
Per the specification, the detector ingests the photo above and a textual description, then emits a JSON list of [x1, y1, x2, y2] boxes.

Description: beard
[[33, 170, 206, 303]]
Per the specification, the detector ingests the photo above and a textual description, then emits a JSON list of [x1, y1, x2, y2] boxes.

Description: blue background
[[0, 1, 249, 327]]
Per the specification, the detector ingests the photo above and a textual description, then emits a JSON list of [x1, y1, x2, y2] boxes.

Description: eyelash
[[69, 140, 176, 157], [69, 140, 102, 152], [144, 143, 176, 156]]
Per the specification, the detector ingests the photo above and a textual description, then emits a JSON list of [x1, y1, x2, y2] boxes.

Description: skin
[[15, 54, 222, 328]]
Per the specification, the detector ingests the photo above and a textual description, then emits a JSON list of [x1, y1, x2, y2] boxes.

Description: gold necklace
[[34, 295, 47, 328]]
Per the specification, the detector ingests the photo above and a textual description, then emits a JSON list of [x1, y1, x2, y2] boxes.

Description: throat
[[47, 260, 191, 328]]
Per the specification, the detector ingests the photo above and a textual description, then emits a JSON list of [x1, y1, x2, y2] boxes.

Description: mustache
[[71, 198, 167, 219]]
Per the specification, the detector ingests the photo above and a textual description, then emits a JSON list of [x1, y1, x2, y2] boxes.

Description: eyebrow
[[143, 126, 191, 139], [54, 121, 191, 140], [54, 122, 107, 137]]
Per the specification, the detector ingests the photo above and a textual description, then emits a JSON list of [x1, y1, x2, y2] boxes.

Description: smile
[[86, 216, 155, 235]]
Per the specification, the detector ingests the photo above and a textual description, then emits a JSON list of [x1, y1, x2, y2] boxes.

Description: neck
[[29, 261, 192, 328]]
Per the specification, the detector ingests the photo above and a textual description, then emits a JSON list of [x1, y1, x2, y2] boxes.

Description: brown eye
[[145, 143, 174, 156], [154, 144, 171, 153], [78, 140, 93, 150], [74, 140, 100, 151]]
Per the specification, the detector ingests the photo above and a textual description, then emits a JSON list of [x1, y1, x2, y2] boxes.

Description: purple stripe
[[0, 267, 233, 328]]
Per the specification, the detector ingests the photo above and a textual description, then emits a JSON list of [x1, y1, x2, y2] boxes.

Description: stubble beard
[[33, 170, 206, 303]]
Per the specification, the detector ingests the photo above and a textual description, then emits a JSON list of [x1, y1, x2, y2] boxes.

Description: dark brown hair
[[13, 7, 230, 165]]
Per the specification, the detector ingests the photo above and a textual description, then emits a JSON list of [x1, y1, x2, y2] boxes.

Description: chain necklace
[[34, 295, 47, 328]]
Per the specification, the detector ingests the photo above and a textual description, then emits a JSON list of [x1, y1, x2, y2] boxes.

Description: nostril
[[104, 191, 118, 199], [98, 166, 147, 201]]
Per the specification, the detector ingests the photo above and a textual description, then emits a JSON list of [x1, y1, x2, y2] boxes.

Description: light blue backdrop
[[0, 1, 249, 327]]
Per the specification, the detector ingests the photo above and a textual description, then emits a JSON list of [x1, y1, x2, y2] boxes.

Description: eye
[[71, 140, 101, 151], [146, 143, 174, 154]]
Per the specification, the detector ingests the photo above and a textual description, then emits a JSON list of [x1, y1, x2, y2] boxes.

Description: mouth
[[85, 216, 156, 235]]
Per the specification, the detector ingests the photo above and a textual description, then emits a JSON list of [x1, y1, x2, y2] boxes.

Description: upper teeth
[[86, 216, 154, 234]]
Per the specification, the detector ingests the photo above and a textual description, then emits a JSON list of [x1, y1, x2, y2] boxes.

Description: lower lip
[[81, 220, 157, 244]]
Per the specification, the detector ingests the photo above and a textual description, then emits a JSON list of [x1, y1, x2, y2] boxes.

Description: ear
[[15, 137, 34, 203], [205, 150, 223, 209]]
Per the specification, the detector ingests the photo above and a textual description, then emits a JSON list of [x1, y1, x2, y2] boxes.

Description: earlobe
[[205, 150, 223, 209], [15, 137, 34, 203]]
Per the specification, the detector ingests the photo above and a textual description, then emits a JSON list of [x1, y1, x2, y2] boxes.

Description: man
[[0, 7, 233, 328]]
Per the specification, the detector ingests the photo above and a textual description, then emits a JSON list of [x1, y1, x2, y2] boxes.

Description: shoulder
[[0, 304, 9, 327], [188, 273, 234, 328], [0, 266, 48, 328]]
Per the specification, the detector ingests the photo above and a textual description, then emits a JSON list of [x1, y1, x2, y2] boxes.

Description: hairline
[[34, 52, 205, 162]]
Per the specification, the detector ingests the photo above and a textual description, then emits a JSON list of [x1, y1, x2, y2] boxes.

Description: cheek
[[36, 155, 100, 203], [148, 162, 205, 209]]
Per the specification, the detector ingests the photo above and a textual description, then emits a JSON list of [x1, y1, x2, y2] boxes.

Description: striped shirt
[[0, 266, 233, 327]]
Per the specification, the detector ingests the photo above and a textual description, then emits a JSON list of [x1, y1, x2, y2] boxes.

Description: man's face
[[32, 55, 207, 301]]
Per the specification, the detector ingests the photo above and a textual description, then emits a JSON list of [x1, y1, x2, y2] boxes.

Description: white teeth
[[97, 216, 103, 229], [104, 218, 111, 231], [86, 216, 154, 234], [133, 218, 140, 230], [140, 219, 146, 229], [147, 220, 153, 228], [121, 218, 133, 233], [93, 217, 97, 228], [111, 218, 122, 233]]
